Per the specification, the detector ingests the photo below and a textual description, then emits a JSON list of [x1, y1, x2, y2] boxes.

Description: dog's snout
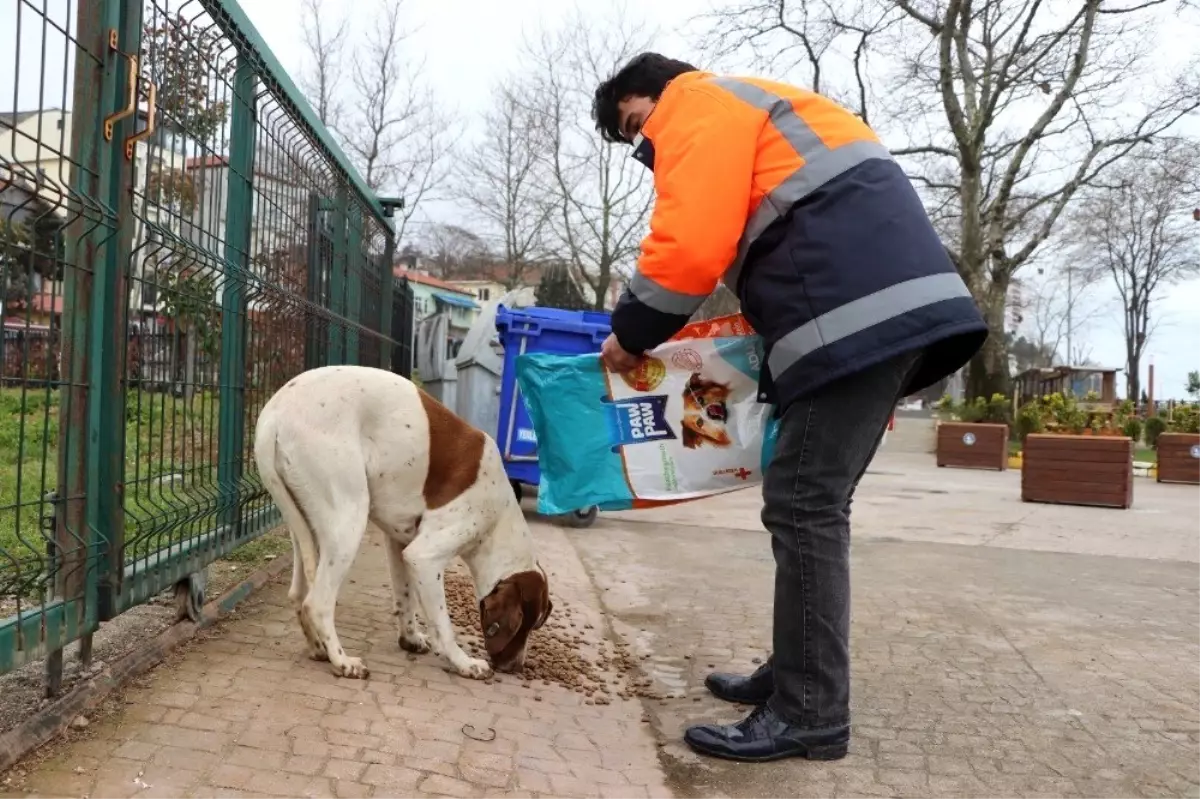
[[494, 650, 527, 674]]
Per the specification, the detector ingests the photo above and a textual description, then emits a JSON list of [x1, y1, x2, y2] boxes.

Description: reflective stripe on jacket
[[611, 71, 987, 406]]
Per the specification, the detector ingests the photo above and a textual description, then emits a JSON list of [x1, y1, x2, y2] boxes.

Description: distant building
[[394, 268, 479, 359]]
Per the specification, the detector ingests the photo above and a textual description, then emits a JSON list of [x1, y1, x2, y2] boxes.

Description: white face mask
[[630, 133, 655, 172]]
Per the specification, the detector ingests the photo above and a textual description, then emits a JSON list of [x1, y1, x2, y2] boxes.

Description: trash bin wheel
[[510, 480, 524, 503], [563, 506, 598, 529]]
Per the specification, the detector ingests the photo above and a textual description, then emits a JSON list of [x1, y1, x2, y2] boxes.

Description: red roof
[[393, 269, 474, 295], [186, 155, 229, 170]]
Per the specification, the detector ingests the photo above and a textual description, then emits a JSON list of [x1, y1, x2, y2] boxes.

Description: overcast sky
[[2, 0, 1197, 398], [238, 0, 1200, 400]]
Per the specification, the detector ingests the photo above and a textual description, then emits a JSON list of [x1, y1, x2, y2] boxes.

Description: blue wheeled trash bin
[[494, 305, 611, 528]]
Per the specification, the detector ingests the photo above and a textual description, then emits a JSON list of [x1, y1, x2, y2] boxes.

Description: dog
[[252, 364, 552, 680], [681, 372, 733, 449]]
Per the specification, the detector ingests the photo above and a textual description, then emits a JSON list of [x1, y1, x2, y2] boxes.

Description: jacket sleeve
[[611, 86, 759, 355]]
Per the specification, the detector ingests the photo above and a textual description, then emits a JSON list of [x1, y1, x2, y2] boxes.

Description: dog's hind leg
[[384, 530, 430, 654], [403, 514, 492, 680], [288, 530, 325, 661], [301, 491, 370, 679]]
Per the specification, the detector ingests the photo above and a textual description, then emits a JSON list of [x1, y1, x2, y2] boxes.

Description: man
[[593, 54, 987, 762]]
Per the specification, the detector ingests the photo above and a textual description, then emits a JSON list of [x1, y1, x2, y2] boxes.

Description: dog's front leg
[[384, 533, 430, 654], [402, 529, 492, 680]]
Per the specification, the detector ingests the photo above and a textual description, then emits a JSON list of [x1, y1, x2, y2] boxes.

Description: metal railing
[[0, 0, 412, 690]]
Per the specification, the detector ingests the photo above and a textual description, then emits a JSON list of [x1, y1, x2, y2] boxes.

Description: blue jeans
[[762, 351, 922, 728]]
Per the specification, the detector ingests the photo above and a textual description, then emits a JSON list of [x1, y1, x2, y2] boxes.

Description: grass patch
[[0, 385, 272, 601], [222, 529, 291, 564]]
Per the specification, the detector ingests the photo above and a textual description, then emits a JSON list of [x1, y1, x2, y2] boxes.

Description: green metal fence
[[0, 0, 410, 691]]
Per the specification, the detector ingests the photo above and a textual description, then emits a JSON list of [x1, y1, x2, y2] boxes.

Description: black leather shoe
[[704, 658, 774, 705], [684, 705, 849, 763]]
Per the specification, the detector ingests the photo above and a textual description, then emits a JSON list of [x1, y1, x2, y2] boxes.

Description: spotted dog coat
[[253, 365, 552, 680]]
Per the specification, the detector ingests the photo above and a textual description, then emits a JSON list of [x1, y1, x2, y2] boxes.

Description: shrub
[[983, 393, 1013, 425], [1121, 417, 1143, 443], [1144, 415, 1167, 448], [1169, 404, 1200, 435], [1015, 403, 1044, 442], [940, 394, 1011, 425]]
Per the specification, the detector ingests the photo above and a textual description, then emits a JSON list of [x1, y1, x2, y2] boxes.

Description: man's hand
[[600, 333, 642, 374]]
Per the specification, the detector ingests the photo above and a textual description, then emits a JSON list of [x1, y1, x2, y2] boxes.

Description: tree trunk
[[1126, 349, 1141, 403], [592, 271, 610, 311], [965, 283, 1011, 400]]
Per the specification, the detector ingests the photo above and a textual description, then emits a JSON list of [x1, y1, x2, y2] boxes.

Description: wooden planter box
[[936, 422, 1008, 471], [1157, 433, 1200, 485], [1021, 434, 1133, 509]]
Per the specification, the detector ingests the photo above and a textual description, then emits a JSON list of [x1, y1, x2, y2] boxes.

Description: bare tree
[[419, 223, 492, 281], [1071, 139, 1200, 401], [457, 79, 554, 290], [1011, 251, 1105, 368], [339, 0, 458, 244], [522, 12, 655, 310], [298, 0, 349, 128], [698, 0, 1200, 398]]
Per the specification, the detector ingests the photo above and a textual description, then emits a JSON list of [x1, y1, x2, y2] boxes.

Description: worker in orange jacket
[[594, 54, 987, 762]]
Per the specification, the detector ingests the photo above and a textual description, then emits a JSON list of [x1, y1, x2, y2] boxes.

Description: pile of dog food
[[445, 569, 668, 703]]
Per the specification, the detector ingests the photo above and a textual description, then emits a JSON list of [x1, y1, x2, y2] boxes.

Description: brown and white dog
[[252, 365, 552, 680]]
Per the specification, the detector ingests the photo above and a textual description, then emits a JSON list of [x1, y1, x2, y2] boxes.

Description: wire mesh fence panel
[[1, 0, 404, 684], [112, 0, 400, 611], [0, 0, 123, 677]]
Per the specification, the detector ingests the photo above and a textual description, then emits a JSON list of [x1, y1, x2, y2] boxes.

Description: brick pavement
[[0, 521, 670, 799], [3, 451, 1198, 799]]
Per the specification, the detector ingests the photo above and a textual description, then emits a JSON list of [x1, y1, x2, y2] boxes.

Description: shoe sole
[[683, 738, 848, 763]]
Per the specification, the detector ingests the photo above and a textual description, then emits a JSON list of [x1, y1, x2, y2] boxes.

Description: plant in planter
[[935, 393, 1011, 471], [1019, 392, 1134, 509], [1157, 404, 1200, 485]]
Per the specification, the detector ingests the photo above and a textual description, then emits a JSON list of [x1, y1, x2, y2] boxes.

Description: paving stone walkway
[[0, 522, 669, 799], [2, 451, 1197, 799]]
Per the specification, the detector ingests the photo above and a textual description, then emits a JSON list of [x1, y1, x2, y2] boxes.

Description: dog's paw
[[332, 656, 369, 679], [453, 657, 493, 680], [398, 630, 431, 654]]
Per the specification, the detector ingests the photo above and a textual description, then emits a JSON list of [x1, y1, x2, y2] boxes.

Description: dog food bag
[[515, 314, 780, 516]]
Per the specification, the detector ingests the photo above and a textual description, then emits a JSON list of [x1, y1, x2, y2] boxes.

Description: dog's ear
[[479, 570, 553, 659], [479, 579, 523, 659]]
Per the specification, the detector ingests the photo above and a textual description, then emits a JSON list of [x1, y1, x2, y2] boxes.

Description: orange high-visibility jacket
[[612, 71, 986, 405]]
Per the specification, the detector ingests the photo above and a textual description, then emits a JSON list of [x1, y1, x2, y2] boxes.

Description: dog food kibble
[[443, 569, 663, 701]]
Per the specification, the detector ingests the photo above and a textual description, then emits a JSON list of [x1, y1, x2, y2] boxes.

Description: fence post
[[47, 0, 117, 691], [379, 233, 395, 370], [345, 206, 362, 364], [217, 58, 256, 535], [85, 0, 141, 621], [327, 188, 348, 364]]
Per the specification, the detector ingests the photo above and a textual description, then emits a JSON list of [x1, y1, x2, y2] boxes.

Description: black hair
[[592, 52, 699, 143]]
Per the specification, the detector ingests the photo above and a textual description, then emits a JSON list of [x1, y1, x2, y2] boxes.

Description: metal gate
[[0, 0, 407, 690]]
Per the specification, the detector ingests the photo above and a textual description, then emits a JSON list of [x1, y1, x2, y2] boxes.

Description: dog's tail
[[253, 412, 319, 586]]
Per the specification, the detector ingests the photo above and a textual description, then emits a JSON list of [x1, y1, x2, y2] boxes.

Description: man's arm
[[610, 85, 758, 355]]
